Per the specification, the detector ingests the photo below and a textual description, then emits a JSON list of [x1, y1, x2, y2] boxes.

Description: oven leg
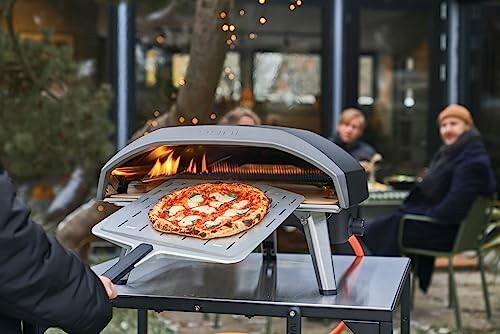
[[286, 307, 301, 334], [295, 212, 337, 295], [137, 309, 148, 334]]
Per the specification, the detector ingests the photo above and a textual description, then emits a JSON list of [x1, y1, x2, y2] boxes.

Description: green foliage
[[0, 29, 114, 181]]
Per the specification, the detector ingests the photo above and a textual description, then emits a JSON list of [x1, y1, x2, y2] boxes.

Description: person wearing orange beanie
[[361, 104, 496, 292]]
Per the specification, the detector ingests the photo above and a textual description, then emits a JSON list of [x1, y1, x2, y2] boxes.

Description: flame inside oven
[[110, 145, 329, 183]]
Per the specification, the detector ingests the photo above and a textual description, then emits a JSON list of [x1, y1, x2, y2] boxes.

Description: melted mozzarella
[[168, 205, 185, 216], [210, 192, 237, 203], [187, 194, 204, 208], [209, 201, 224, 208], [178, 215, 201, 227], [204, 216, 230, 228], [223, 208, 249, 217], [191, 205, 216, 214], [232, 200, 248, 209]]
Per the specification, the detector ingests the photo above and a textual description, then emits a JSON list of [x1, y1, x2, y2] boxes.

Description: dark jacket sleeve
[[0, 170, 112, 333], [426, 156, 492, 223]]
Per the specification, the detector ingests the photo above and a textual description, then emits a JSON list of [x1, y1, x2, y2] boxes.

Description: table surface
[[94, 253, 410, 313]]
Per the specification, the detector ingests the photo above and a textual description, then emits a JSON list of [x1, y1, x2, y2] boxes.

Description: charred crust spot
[[199, 232, 207, 238], [243, 219, 253, 226], [256, 214, 261, 219], [224, 222, 233, 227], [191, 229, 200, 235]]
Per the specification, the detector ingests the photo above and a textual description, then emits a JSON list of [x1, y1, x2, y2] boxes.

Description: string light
[[248, 32, 257, 40], [219, 11, 227, 19], [179, 78, 186, 86], [178, 116, 185, 123], [230, 34, 237, 41], [151, 120, 158, 127], [226, 39, 233, 45], [221, 23, 229, 32], [258, 0, 266, 4], [296, 0, 302, 6], [210, 113, 217, 120], [224, 67, 231, 74], [228, 73, 235, 80], [239, 9, 245, 16], [289, 3, 296, 11], [153, 110, 160, 117], [191, 117, 199, 125], [229, 24, 236, 32], [259, 16, 267, 25], [96, 205, 104, 212]]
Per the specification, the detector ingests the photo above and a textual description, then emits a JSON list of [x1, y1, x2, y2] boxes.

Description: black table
[[94, 253, 411, 334]]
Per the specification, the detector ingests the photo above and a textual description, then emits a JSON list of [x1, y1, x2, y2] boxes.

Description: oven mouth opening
[[104, 144, 338, 206]]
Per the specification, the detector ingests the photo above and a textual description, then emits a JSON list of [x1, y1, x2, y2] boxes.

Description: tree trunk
[[59, 0, 232, 255], [131, 0, 231, 140]]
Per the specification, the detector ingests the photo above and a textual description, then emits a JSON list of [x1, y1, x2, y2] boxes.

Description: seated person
[[218, 107, 261, 125], [331, 108, 383, 189], [330, 108, 377, 162], [362, 104, 497, 291]]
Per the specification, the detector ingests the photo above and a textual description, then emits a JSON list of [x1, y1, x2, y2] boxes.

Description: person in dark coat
[[329, 108, 377, 162], [0, 161, 117, 333], [362, 104, 497, 292]]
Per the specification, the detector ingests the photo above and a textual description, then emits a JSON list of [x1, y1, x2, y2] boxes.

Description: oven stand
[[294, 211, 336, 295]]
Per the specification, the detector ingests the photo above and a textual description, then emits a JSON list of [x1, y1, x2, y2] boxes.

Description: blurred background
[[2, 0, 500, 333]]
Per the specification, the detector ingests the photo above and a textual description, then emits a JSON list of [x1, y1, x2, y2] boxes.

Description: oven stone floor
[[45, 267, 499, 334]]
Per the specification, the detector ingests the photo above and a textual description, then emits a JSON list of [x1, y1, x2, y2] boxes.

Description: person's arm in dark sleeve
[[425, 160, 486, 223], [0, 170, 112, 333]]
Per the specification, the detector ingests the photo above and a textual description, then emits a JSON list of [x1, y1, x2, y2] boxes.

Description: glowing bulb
[[179, 78, 186, 86], [248, 32, 257, 40], [289, 4, 296, 10], [178, 116, 185, 123], [230, 34, 237, 41], [153, 110, 160, 117], [296, 0, 302, 6], [151, 120, 158, 127], [228, 73, 235, 80], [226, 39, 233, 45], [239, 9, 245, 16], [224, 67, 231, 74], [229, 24, 236, 32], [219, 11, 227, 19], [259, 16, 267, 25], [258, 0, 266, 4], [221, 24, 229, 32], [191, 117, 199, 125], [96, 205, 104, 212], [210, 113, 217, 120]]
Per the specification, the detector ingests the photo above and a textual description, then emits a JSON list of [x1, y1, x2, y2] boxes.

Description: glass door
[[343, 0, 447, 178]]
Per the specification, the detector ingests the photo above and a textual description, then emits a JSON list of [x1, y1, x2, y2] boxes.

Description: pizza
[[148, 182, 270, 239]]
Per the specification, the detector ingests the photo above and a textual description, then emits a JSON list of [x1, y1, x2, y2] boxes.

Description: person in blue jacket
[[362, 104, 497, 291], [0, 161, 117, 333], [329, 108, 377, 162]]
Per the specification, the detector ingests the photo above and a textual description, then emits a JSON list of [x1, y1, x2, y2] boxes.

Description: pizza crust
[[148, 182, 270, 239]]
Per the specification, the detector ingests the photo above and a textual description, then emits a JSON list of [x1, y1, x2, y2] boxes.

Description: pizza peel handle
[[102, 243, 153, 283]]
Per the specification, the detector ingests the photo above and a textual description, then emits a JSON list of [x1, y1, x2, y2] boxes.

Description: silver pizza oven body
[[93, 125, 368, 295]]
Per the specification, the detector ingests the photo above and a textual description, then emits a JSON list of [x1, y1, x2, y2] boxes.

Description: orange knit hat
[[437, 104, 474, 126]]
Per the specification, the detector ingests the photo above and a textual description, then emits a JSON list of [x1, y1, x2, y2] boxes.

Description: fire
[[148, 153, 181, 177], [146, 151, 207, 177], [185, 154, 208, 174], [146, 146, 174, 160]]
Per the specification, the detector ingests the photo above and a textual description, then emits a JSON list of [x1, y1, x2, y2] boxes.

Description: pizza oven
[[93, 125, 368, 295]]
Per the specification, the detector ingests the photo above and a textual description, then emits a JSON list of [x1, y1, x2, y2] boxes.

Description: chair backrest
[[452, 196, 494, 253]]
